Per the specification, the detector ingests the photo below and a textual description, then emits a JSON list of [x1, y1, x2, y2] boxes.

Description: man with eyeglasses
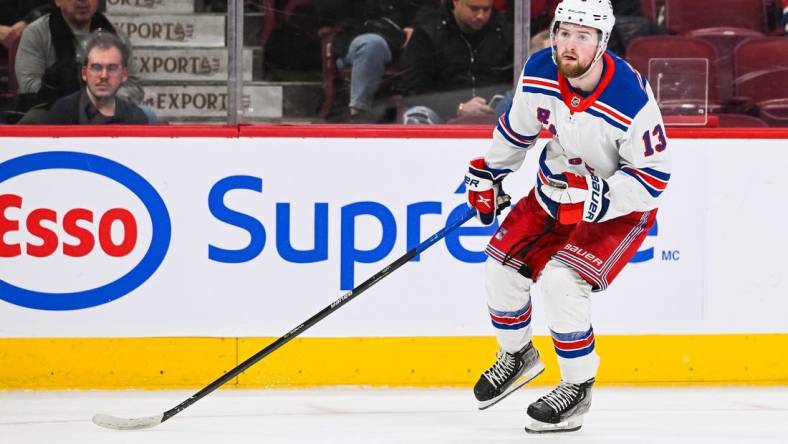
[[45, 31, 147, 124], [14, 0, 144, 123]]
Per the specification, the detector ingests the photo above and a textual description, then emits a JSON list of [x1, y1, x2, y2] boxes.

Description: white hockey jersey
[[486, 48, 671, 222]]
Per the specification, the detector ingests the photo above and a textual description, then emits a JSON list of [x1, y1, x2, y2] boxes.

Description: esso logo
[[1, 195, 138, 258], [0, 151, 171, 311]]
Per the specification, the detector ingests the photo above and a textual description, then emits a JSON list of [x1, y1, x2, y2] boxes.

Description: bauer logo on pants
[[0, 151, 171, 311]]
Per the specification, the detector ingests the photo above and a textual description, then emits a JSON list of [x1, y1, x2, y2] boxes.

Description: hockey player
[[464, 0, 670, 434]]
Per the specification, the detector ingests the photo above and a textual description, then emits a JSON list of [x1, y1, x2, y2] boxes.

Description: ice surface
[[2, 386, 787, 443]]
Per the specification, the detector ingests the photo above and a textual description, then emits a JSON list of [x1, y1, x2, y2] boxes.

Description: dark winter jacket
[[398, 5, 514, 120], [315, 0, 436, 57], [45, 90, 149, 125], [42, 9, 117, 103]]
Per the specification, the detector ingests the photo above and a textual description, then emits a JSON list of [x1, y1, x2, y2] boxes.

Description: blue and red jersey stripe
[[621, 166, 670, 197]]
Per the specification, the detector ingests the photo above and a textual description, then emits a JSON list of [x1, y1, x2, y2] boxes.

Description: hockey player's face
[[554, 23, 600, 78]]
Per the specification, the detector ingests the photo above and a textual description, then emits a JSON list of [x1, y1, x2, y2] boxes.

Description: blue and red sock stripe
[[489, 301, 533, 330], [551, 327, 595, 359]]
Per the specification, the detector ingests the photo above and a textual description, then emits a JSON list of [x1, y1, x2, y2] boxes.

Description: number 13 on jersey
[[642, 124, 667, 156]]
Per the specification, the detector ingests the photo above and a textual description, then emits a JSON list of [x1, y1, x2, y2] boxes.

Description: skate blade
[[524, 416, 583, 434], [477, 362, 545, 410]]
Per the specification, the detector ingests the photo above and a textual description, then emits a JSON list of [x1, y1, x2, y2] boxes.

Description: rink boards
[[0, 126, 786, 389]]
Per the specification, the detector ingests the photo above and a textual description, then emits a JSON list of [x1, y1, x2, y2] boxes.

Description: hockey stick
[[92, 205, 478, 430]]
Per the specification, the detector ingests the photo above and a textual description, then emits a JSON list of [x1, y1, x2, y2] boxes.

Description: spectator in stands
[[398, 0, 513, 124], [14, 0, 144, 123], [315, 0, 436, 122], [45, 31, 147, 124]]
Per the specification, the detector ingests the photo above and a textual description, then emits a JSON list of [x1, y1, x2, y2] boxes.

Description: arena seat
[[664, 0, 768, 34], [733, 37, 788, 121], [626, 36, 722, 115], [686, 27, 764, 101], [640, 0, 657, 23], [757, 98, 788, 127]]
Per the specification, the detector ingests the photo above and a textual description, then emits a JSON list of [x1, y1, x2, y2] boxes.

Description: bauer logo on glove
[[539, 171, 610, 225]]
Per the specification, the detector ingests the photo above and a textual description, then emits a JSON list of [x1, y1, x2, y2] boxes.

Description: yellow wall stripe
[[1, 334, 786, 389]]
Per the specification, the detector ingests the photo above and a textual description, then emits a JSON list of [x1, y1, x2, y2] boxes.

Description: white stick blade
[[92, 413, 164, 430]]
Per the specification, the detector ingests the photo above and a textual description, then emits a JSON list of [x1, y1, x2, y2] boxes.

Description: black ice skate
[[524, 378, 595, 434], [473, 342, 544, 410]]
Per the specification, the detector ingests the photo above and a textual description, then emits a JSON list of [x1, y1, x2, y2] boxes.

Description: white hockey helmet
[[549, 0, 616, 75]]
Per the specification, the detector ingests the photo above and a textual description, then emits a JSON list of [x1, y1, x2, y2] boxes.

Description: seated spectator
[[45, 31, 147, 125], [398, 0, 513, 124], [14, 0, 143, 123], [316, 0, 436, 122]]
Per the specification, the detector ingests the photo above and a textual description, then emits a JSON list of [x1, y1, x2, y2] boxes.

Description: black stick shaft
[[160, 207, 476, 423]]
